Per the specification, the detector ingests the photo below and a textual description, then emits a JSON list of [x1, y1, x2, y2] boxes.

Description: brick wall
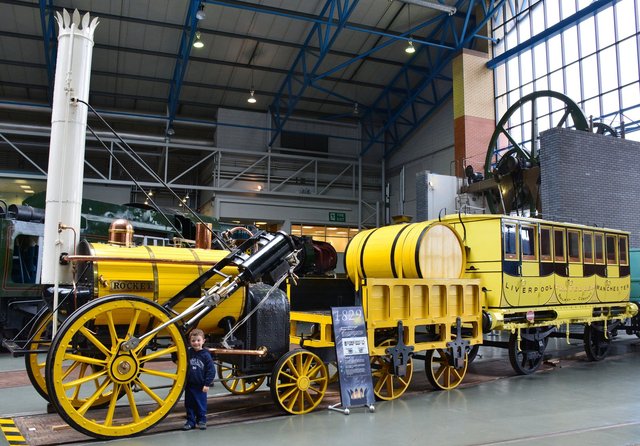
[[540, 128, 640, 247]]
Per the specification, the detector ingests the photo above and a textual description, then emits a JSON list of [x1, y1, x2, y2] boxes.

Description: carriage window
[[594, 233, 605, 264], [540, 227, 552, 262], [554, 229, 565, 262], [567, 230, 581, 263], [520, 225, 537, 261], [619, 236, 628, 266], [606, 235, 617, 264], [583, 232, 593, 264], [503, 223, 517, 260]]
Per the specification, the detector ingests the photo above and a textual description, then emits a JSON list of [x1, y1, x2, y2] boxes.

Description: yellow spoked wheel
[[370, 339, 413, 401], [218, 362, 265, 394], [270, 349, 328, 414], [425, 348, 468, 391], [46, 295, 187, 440], [25, 308, 55, 403], [25, 309, 118, 409]]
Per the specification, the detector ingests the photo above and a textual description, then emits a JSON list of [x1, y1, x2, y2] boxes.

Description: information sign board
[[331, 306, 375, 409]]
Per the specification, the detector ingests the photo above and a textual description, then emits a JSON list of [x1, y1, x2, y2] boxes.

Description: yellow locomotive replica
[[13, 213, 637, 440]]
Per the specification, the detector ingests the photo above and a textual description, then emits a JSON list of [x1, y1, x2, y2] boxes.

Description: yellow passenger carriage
[[441, 214, 637, 374]]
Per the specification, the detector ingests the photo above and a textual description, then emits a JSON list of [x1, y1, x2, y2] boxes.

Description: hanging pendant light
[[193, 31, 204, 48], [247, 89, 257, 103], [405, 40, 415, 53]]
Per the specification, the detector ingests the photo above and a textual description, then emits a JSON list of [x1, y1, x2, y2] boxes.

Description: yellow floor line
[[0, 418, 27, 445]]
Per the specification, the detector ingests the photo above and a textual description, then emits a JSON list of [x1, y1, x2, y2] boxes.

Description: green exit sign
[[329, 212, 346, 222]]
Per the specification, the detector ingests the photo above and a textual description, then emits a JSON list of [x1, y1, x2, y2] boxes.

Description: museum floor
[[2, 335, 640, 446]]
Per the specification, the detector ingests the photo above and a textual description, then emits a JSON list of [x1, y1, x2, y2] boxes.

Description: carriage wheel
[[484, 90, 589, 214], [584, 323, 611, 361], [508, 328, 548, 375], [467, 344, 480, 364], [46, 295, 187, 440], [370, 339, 413, 401], [218, 362, 266, 394], [270, 349, 328, 415], [425, 348, 469, 391]]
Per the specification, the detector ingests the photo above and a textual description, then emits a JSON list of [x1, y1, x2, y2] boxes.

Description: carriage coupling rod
[[120, 276, 238, 352]]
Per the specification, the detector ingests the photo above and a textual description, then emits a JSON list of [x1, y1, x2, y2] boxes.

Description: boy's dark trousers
[[185, 384, 207, 426]]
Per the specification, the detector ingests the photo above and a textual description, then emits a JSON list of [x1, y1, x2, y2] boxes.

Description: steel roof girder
[[166, 0, 201, 133], [360, 0, 507, 158], [268, 0, 360, 147], [38, 0, 56, 103]]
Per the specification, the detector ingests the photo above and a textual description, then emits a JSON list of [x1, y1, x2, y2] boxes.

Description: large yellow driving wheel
[[270, 349, 328, 414], [25, 308, 55, 403], [425, 348, 468, 391], [370, 339, 413, 400], [45, 295, 187, 440], [218, 362, 266, 394], [25, 309, 118, 409]]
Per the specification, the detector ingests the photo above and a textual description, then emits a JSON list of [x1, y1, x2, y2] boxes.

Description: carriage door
[[501, 221, 520, 306], [566, 229, 584, 303], [553, 227, 569, 303], [518, 223, 541, 306]]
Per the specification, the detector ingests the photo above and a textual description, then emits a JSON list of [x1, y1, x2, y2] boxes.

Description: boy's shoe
[[197, 422, 207, 430], [182, 423, 193, 431]]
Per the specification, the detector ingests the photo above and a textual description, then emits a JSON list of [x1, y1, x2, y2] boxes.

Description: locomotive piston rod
[[121, 231, 297, 352]]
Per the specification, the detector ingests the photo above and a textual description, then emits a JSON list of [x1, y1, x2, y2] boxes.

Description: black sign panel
[[331, 306, 375, 408]]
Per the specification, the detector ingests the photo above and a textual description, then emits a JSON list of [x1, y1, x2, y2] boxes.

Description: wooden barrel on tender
[[345, 221, 465, 282]]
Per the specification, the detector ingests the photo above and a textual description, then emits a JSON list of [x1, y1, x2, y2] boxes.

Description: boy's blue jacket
[[187, 347, 216, 387]]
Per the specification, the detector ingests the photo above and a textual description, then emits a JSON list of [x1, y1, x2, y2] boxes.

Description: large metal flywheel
[[484, 90, 590, 215]]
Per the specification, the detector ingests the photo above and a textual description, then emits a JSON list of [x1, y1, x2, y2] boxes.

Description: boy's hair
[[189, 328, 205, 339]]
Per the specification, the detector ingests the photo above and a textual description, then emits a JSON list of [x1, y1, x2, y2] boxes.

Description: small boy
[[182, 328, 215, 431]]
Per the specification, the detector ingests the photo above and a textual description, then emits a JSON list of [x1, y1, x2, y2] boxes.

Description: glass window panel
[[580, 17, 596, 56], [562, 27, 579, 65], [601, 90, 620, 117], [548, 35, 563, 72], [533, 44, 548, 78], [597, 7, 615, 48], [531, 1, 545, 35], [521, 82, 534, 97], [518, 15, 531, 41], [616, 0, 636, 40], [595, 233, 604, 264], [568, 230, 581, 262], [554, 229, 565, 261], [503, 224, 517, 259], [507, 60, 520, 91], [549, 70, 564, 93], [535, 76, 549, 92], [581, 54, 599, 99], [618, 38, 638, 86], [520, 50, 533, 85], [619, 236, 628, 265], [495, 64, 507, 96], [545, 1, 560, 28], [583, 97, 601, 120], [599, 46, 618, 92], [606, 234, 617, 263], [562, 1, 577, 19], [565, 62, 581, 103], [540, 227, 552, 261], [621, 83, 640, 110], [583, 232, 594, 263], [521, 225, 537, 260]]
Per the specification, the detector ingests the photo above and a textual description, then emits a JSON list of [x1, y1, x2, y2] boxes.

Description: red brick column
[[452, 49, 495, 178]]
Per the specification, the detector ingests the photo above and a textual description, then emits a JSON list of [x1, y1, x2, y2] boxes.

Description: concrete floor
[[2, 336, 640, 446]]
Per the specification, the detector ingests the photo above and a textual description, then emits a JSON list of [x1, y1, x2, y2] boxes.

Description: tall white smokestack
[[42, 9, 99, 285]]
